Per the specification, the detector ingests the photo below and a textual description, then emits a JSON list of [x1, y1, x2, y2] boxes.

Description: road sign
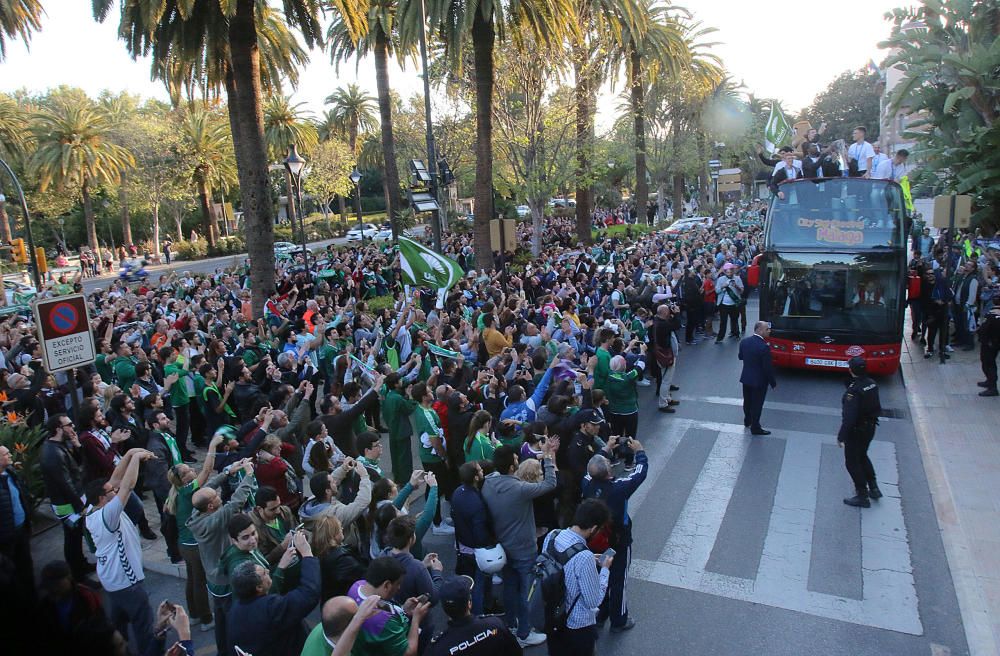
[[34, 294, 95, 373]]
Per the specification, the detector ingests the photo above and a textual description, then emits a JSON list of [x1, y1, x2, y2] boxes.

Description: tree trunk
[[630, 45, 648, 226], [573, 45, 593, 245], [338, 195, 347, 224], [82, 178, 99, 252], [472, 11, 495, 270], [529, 202, 544, 256], [374, 27, 403, 241], [0, 199, 10, 244], [196, 175, 216, 247], [672, 174, 685, 225], [119, 173, 133, 246], [657, 181, 667, 221], [697, 130, 709, 208], [228, 0, 275, 317], [152, 203, 161, 261], [173, 205, 183, 242]]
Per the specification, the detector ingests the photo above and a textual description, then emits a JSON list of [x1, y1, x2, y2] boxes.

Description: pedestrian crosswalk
[[629, 418, 922, 636]]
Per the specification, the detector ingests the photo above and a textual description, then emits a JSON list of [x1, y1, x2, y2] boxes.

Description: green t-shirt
[[95, 354, 114, 384], [464, 432, 497, 462], [300, 622, 335, 656], [113, 357, 137, 390], [412, 405, 444, 464], [176, 480, 199, 546], [163, 361, 192, 407], [352, 607, 411, 656]]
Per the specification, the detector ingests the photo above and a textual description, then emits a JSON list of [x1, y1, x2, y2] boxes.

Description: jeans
[[211, 593, 233, 656], [547, 624, 598, 656], [503, 554, 537, 639], [61, 517, 89, 580], [717, 304, 739, 339], [456, 552, 494, 616], [107, 581, 155, 656]]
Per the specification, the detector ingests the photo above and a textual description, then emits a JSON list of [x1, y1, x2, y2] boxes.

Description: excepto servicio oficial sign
[[34, 294, 96, 373]]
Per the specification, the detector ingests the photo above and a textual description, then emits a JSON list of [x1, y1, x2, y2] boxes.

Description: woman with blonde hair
[[516, 457, 557, 547], [311, 514, 367, 602]]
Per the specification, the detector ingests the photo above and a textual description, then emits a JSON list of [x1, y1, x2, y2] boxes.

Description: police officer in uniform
[[838, 356, 883, 508], [978, 305, 1000, 397], [427, 576, 523, 656]]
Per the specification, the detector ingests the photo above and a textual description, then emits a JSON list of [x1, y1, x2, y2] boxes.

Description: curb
[[901, 341, 999, 656]]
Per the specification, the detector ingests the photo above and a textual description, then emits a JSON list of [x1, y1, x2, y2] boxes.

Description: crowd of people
[[0, 205, 766, 656], [2, 173, 995, 656]]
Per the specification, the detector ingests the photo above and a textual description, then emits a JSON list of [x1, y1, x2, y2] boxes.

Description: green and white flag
[[398, 237, 464, 291], [763, 103, 793, 154], [426, 342, 461, 360]]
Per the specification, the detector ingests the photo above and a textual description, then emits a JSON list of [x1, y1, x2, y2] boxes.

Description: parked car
[[515, 205, 530, 218], [662, 216, 713, 236], [373, 228, 394, 241], [346, 223, 380, 241], [3, 279, 36, 306], [274, 241, 297, 256]]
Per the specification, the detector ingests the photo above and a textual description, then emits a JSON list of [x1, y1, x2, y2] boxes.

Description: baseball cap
[[439, 575, 474, 610], [577, 409, 605, 425]]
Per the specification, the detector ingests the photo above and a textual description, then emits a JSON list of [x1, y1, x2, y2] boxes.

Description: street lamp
[[283, 144, 309, 276], [0, 158, 42, 290], [349, 168, 364, 243]]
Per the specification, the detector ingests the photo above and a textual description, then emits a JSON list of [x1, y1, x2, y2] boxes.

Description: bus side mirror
[[748, 264, 760, 287]]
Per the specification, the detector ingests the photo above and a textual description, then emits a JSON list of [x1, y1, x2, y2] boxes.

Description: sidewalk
[[901, 326, 1000, 656]]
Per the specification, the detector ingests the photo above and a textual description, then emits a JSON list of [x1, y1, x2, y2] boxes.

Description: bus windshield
[[765, 252, 902, 338], [767, 178, 906, 250]]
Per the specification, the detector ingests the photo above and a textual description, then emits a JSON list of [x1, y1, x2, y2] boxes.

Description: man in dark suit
[[738, 321, 777, 436]]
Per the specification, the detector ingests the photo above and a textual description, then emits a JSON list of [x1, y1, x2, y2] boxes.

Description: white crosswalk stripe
[[630, 420, 922, 635]]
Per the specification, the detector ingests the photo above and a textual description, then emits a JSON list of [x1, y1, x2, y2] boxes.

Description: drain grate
[[880, 407, 908, 419]]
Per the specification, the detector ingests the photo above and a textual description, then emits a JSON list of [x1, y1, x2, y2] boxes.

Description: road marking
[[630, 420, 923, 635], [674, 394, 903, 421]]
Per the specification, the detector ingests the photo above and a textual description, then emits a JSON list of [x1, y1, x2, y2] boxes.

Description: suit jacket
[[738, 335, 776, 388], [768, 165, 801, 196]]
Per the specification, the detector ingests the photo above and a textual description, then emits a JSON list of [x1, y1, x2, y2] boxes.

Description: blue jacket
[[500, 367, 554, 424], [451, 484, 494, 549], [227, 556, 320, 656], [738, 334, 777, 389], [580, 450, 648, 547]]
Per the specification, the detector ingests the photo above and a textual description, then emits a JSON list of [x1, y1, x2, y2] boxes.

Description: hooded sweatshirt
[[298, 465, 372, 533], [187, 473, 257, 590]]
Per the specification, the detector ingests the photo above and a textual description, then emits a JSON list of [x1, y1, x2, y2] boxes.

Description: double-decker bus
[[750, 177, 909, 375]]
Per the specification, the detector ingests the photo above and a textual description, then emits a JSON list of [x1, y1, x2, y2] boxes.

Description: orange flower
[[13, 442, 27, 454], [5, 411, 18, 424]]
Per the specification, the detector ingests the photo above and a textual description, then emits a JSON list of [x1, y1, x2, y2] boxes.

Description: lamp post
[[349, 168, 364, 243], [0, 157, 42, 290], [284, 145, 309, 276]]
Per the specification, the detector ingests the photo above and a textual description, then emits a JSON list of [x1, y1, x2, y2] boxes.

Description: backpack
[[533, 530, 588, 631]]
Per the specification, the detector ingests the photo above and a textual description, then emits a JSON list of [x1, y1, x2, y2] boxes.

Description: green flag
[[397, 237, 464, 290], [763, 103, 792, 154]]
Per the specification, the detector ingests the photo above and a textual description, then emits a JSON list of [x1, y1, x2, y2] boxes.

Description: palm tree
[[98, 92, 140, 246], [422, 0, 576, 267], [328, 3, 410, 241], [0, 0, 43, 61], [29, 99, 134, 252], [263, 95, 318, 230], [0, 93, 28, 242], [568, 0, 646, 244], [325, 84, 378, 154], [609, 1, 688, 224], [178, 107, 237, 247], [93, 0, 357, 317]]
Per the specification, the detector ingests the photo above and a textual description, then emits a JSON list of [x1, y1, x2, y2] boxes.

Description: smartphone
[[416, 594, 430, 604], [601, 548, 616, 566]]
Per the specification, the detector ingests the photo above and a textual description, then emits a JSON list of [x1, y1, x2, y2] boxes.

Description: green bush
[[0, 422, 47, 510], [175, 239, 207, 260], [211, 236, 245, 255], [273, 224, 295, 241]]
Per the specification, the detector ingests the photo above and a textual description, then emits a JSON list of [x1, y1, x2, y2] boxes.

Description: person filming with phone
[[580, 440, 649, 634]]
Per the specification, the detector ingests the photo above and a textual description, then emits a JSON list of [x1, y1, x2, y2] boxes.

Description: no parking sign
[[34, 295, 96, 373]]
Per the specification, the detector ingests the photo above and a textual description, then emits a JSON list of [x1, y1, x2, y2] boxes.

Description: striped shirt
[[542, 529, 610, 629]]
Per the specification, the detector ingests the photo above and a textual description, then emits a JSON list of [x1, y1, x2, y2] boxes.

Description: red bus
[[751, 177, 909, 375]]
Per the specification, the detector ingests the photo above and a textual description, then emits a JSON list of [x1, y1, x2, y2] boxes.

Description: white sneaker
[[431, 523, 455, 536], [636, 378, 651, 387], [517, 630, 547, 647], [442, 516, 455, 526], [200, 620, 215, 632]]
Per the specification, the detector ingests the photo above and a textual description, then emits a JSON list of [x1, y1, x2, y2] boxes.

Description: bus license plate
[[805, 358, 849, 368]]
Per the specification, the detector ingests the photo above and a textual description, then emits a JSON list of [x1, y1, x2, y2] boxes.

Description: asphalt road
[[29, 299, 968, 656]]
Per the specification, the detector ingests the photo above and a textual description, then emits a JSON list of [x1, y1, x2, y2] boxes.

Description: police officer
[[838, 356, 882, 508], [427, 576, 523, 656], [978, 305, 1000, 397]]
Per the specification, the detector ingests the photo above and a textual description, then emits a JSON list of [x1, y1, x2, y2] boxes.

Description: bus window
[[766, 252, 901, 338]]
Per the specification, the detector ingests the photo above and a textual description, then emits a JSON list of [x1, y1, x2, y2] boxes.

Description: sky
[[0, 0, 904, 127]]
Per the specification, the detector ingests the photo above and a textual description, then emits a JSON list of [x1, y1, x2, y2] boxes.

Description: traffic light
[[11, 239, 26, 264], [35, 247, 47, 275]]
